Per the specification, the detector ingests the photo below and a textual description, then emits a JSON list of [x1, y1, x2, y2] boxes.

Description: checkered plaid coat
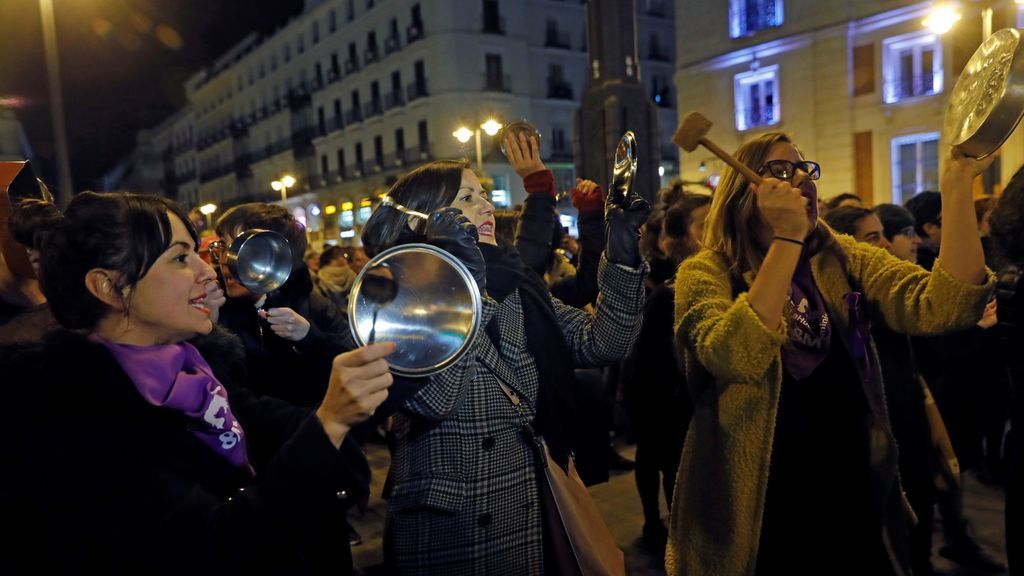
[[384, 257, 645, 575]]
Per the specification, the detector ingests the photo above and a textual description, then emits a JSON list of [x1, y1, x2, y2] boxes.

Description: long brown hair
[[703, 132, 839, 277]]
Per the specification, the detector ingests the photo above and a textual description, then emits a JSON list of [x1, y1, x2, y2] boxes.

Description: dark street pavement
[[349, 440, 1008, 575]]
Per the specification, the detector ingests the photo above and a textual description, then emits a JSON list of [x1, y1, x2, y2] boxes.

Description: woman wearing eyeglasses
[[666, 132, 996, 576]]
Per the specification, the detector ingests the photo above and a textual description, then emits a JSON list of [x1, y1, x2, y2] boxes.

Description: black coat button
[[481, 437, 496, 451], [466, 365, 478, 380], [477, 513, 492, 527]]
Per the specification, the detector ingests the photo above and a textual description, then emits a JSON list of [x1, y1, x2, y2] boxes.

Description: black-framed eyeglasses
[[207, 240, 227, 264], [757, 160, 821, 181]]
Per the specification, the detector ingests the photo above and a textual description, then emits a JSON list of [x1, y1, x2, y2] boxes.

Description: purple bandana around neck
[[781, 259, 832, 380], [91, 335, 255, 475]]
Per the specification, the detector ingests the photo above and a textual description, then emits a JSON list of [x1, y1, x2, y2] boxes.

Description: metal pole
[[982, 6, 993, 40], [475, 129, 484, 173], [39, 0, 74, 207], [281, 185, 288, 203]]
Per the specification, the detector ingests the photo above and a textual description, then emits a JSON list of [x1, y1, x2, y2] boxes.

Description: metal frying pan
[[944, 28, 1024, 159]]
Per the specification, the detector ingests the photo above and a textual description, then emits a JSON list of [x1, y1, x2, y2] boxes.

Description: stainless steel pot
[[944, 28, 1024, 159], [348, 243, 482, 377], [222, 229, 293, 294]]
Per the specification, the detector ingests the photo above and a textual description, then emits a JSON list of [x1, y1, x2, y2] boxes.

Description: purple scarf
[[782, 259, 832, 379], [92, 335, 255, 475]]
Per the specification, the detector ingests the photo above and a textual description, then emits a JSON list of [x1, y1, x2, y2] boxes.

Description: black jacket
[[516, 176, 603, 309], [217, 265, 355, 407], [0, 327, 369, 575]]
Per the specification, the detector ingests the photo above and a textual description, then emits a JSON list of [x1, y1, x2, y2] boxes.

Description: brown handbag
[[495, 377, 625, 576]]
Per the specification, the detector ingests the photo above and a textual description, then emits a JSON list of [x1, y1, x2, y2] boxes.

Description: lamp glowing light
[[481, 119, 503, 136], [922, 5, 961, 34], [452, 127, 473, 143]]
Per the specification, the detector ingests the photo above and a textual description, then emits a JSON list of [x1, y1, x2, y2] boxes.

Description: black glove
[[605, 192, 650, 268], [425, 207, 487, 294]]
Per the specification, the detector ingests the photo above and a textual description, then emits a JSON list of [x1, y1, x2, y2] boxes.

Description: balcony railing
[[884, 74, 940, 103], [345, 58, 360, 74], [737, 105, 778, 130], [364, 48, 379, 65], [547, 78, 574, 100], [406, 81, 428, 102], [199, 164, 233, 183], [384, 91, 405, 110], [545, 29, 571, 49], [483, 74, 511, 92], [327, 116, 344, 133], [384, 34, 401, 55], [363, 100, 383, 119], [345, 108, 364, 125], [407, 23, 423, 44]]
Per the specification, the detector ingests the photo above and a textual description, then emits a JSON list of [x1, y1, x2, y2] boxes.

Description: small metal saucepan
[[944, 28, 1024, 159], [216, 229, 293, 294]]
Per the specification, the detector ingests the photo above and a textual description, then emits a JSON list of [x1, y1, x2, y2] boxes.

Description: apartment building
[[136, 0, 676, 245], [675, 0, 1024, 204]]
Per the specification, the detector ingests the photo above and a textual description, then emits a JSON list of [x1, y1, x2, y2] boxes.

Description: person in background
[[988, 170, 1024, 575], [875, 203, 922, 264], [824, 192, 864, 212], [629, 193, 711, 553], [905, 191, 943, 272], [669, 131, 993, 576], [316, 245, 357, 311], [213, 203, 355, 408], [0, 191, 386, 574], [306, 248, 322, 275], [827, 203, 944, 576]]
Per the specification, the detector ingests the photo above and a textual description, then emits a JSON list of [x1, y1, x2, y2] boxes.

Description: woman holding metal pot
[[213, 203, 356, 408], [357, 159, 648, 574], [667, 132, 995, 576], [0, 191, 392, 574]]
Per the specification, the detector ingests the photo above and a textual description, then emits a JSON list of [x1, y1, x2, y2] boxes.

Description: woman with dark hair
[[358, 159, 648, 574], [667, 132, 995, 576], [0, 192, 391, 574]]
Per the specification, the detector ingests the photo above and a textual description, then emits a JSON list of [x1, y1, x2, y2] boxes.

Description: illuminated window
[[729, 0, 783, 38], [734, 65, 779, 131], [883, 31, 942, 103], [891, 132, 939, 203], [491, 175, 510, 208]]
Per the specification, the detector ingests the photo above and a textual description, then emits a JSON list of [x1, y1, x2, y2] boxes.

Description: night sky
[[0, 0, 306, 191]]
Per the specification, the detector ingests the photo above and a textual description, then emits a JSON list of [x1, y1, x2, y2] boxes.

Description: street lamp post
[[453, 119, 503, 172], [271, 175, 297, 202], [39, 0, 73, 207], [199, 203, 218, 231]]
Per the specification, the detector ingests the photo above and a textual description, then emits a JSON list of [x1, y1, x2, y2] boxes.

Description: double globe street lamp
[[271, 175, 297, 202], [453, 119, 504, 172]]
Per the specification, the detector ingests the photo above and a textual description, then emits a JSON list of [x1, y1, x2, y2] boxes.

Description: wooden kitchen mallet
[[673, 112, 763, 184]]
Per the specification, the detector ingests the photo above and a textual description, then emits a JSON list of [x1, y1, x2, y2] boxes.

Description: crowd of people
[[0, 124, 1021, 575]]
